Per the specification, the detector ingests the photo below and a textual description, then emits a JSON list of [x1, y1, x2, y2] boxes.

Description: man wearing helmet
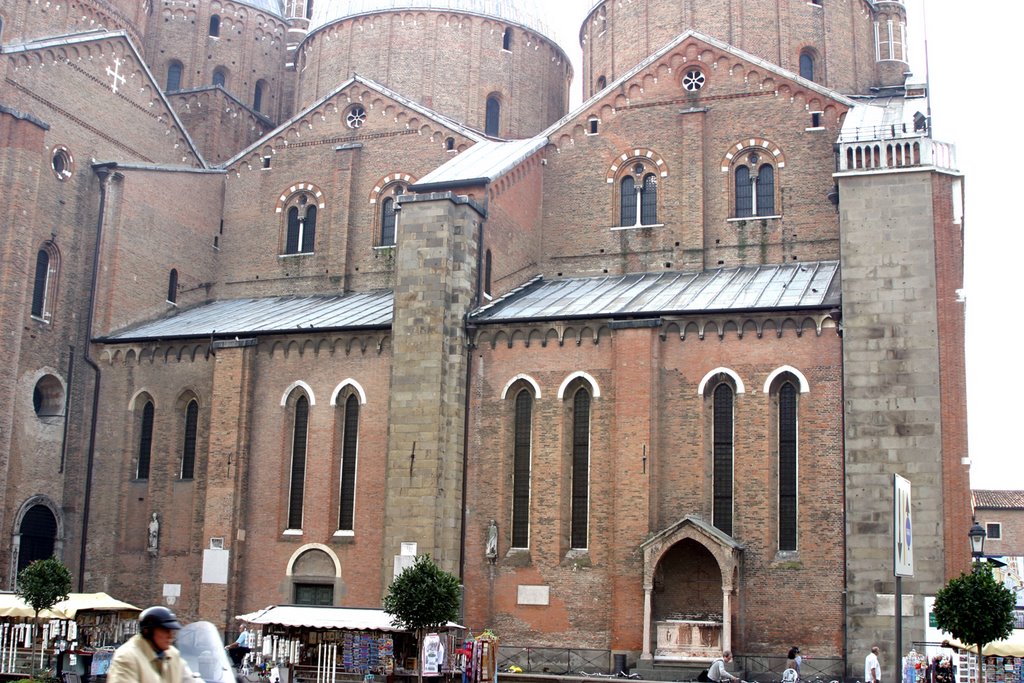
[[108, 606, 191, 683]]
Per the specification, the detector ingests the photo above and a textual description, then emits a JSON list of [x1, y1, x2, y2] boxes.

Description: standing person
[[865, 646, 882, 683], [708, 651, 742, 683], [786, 647, 802, 679], [108, 606, 189, 683]]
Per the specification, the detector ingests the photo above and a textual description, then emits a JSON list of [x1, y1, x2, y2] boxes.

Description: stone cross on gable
[[106, 57, 126, 94]]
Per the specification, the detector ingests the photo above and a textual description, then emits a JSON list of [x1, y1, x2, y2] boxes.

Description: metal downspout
[[77, 163, 116, 591]]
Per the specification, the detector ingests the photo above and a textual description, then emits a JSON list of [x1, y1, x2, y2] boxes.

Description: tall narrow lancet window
[[620, 176, 637, 226], [503, 28, 512, 51], [484, 250, 493, 297], [167, 268, 178, 304], [712, 383, 734, 536], [137, 401, 155, 480], [209, 14, 221, 36], [338, 394, 359, 532], [166, 61, 183, 91], [735, 166, 753, 217], [213, 67, 226, 88], [640, 173, 658, 225], [381, 197, 398, 247], [511, 390, 532, 548], [305, 0, 314, 20], [17, 505, 58, 574], [285, 196, 317, 254], [31, 248, 51, 319], [570, 387, 591, 549], [778, 381, 798, 550], [485, 95, 501, 137], [756, 164, 775, 216], [287, 395, 310, 529], [734, 152, 777, 218], [181, 399, 198, 480]]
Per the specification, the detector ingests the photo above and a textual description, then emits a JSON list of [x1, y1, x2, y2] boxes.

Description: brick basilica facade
[[0, 0, 971, 676]]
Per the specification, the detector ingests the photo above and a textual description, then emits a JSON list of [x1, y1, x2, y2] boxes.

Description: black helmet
[[139, 606, 182, 630]]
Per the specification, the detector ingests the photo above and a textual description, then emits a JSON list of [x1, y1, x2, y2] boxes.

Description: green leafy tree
[[16, 558, 72, 676], [933, 562, 1015, 683], [383, 555, 461, 683]]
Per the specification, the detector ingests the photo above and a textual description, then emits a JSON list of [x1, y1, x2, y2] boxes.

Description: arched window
[[778, 380, 798, 550], [338, 394, 359, 532], [212, 67, 227, 88], [287, 395, 310, 530], [596, 75, 607, 91], [285, 194, 317, 254], [733, 152, 777, 217], [180, 399, 198, 480], [503, 28, 512, 51], [17, 505, 58, 574], [209, 14, 221, 36], [445, 137, 455, 151], [254, 80, 266, 112], [712, 383, 734, 536], [167, 268, 178, 304], [618, 163, 658, 227], [31, 243, 58, 321], [166, 61, 183, 91], [485, 95, 501, 137], [511, 389, 532, 548], [570, 386, 591, 550], [136, 400, 155, 480], [799, 50, 815, 81], [379, 183, 405, 247]]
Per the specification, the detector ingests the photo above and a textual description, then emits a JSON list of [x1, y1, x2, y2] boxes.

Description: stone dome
[[310, 0, 552, 43]]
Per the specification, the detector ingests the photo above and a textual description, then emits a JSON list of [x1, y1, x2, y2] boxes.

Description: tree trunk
[[978, 644, 984, 683], [416, 628, 423, 683]]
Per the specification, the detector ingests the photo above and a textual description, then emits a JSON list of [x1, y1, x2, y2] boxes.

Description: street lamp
[[969, 521, 987, 562]]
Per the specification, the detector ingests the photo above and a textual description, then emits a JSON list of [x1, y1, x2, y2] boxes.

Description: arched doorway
[[287, 544, 341, 605], [640, 516, 742, 662], [12, 499, 61, 586]]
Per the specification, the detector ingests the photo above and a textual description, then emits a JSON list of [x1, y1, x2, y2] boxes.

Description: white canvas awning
[[236, 606, 463, 633], [52, 592, 141, 618]]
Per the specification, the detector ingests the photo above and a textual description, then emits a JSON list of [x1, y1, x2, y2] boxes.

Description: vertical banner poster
[[894, 474, 914, 577]]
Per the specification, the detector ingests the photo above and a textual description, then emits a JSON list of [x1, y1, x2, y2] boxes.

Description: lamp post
[[969, 521, 986, 565]]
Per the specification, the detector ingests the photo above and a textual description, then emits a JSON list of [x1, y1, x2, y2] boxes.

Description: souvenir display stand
[[0, 592, 140, 681], [235, 606, 467, 683]]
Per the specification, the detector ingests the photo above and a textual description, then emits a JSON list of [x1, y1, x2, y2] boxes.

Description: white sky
[[542, 1, 1020, 491]]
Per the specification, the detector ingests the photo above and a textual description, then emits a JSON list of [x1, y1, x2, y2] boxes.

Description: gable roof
[[415, 28, 860, 189], [2, 30, 207, 167], [470, 261, 840, 324], [974, 490, 1024, 510], [221, 74, 486, 168]]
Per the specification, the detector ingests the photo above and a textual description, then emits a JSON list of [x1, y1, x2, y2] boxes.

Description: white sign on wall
[[894, 474, 914, 577]]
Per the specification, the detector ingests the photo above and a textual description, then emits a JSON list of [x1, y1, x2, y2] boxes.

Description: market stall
[[0, 592, 140, 681], [942, 636, 1024, 683], [235, 606, 467, 683]]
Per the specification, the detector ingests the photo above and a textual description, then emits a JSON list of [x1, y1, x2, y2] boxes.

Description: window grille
[[620, 176, 637, 226], [570, 388, 591, 549], [713, 384, 734, 536], [757, 165, 775, 215], [167, 62, 182, 91], [512, 390, 532, 548], [381, 197, 398, 246], [778, 382, 797, 550], [735, 166, 753, 217], [338, 394, 359, 531], [287, 396, 309, 529], [641, 174, 658, 225]]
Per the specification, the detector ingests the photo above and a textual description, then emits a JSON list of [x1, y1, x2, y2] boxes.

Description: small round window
[[346, 105, 367, 129], [51, 146, 73, 180], [682, 69, 706, 92], [33, 374, 65, 418]]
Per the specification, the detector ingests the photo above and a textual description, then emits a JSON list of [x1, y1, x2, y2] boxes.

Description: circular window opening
[[346, 105, 366, 129], [51, 147, 73, 180], [33, 374, 65, 418], [682, 69, 706, 91]]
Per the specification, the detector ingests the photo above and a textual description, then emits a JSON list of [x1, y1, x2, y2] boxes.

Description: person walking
[[865, 646, 882, 683], [108, 606, 189, 683]]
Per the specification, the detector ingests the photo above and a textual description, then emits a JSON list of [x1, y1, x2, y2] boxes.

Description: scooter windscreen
[[176, 621, 236, 683]]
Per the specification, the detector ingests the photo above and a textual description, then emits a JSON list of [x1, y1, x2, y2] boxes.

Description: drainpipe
[[58, 347, 74, 473], [77, 163, 117, 591]]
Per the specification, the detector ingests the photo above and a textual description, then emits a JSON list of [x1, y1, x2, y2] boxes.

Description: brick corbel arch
[[720, 138, 786, 173], [275, 182, 325, 213], [607, 148, 669, 184]]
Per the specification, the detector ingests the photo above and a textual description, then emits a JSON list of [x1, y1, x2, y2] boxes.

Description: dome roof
[[310, 0, 552, 42]]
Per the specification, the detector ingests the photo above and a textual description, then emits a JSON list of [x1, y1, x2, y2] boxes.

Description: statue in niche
[[485, 519, 498, 561], [147, 512, 160, 554]]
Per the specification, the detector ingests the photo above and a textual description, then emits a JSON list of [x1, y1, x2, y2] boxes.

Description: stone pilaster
[[382, 192, 483, 586]]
